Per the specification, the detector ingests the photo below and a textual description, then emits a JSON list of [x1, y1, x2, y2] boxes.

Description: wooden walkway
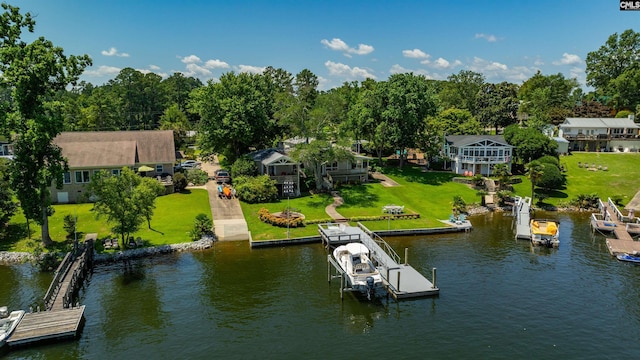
[[320, 223, 439, 299], [6, 307, 85, 347], [596, 198, 640, 255]]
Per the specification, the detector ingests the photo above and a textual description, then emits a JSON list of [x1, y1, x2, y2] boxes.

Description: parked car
[[214, 169, 231, 184], [175, 160, 201, 171]]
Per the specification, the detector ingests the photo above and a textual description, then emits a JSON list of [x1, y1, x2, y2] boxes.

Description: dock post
[[404, 247, 408, 265], [432, 267, 437, 289], [340, 273, 344, 300], [327, 255, 330, 282], [396, 271, 401, 291]]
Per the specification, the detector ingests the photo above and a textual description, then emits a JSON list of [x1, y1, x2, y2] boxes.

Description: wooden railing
[[43, 252, 73, 310]]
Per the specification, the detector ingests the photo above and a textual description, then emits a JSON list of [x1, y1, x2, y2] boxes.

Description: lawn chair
[[577, 162, 582, 168], [111, 238, 119, 249], [128, 237, 137, 248], [103, 238, 112, 249]]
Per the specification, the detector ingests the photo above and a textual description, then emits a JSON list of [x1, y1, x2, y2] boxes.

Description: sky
[[11, 0, 640, 90]]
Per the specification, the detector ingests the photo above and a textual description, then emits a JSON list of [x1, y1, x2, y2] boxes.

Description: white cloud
[[149, 64, 161, 71], [402, 48, 430, 59], [431, 57, 462, 69], [534, 58, 544, 66], [475, 33, 498, 42], [468, 57, 535, 83], [205, 59, 230, 69], [101, 47, 129, 57], [552, 53, 581, 66], [321, 38, 374, 56], [181, 55, 202, 64], [84, 65, 122, 77], [185, 63, 212, 77], [235, 65, 266, 74], [324, 61, 376, 80], [388, 64, 437, 79]]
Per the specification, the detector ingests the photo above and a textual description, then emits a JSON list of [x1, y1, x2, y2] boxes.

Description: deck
[[595, 198, 640, 255], [6, 306, 85, 347], [320, 223, 439, 299]]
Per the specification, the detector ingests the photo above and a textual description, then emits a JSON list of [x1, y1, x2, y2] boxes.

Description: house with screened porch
[[442, 135, 513, 176]]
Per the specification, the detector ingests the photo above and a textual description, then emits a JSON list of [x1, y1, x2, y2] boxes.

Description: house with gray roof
[[52, 130, 176, 203], [249, 148, 301, 196], [559, 116, 640, 152], [442, 135, 513, 176]]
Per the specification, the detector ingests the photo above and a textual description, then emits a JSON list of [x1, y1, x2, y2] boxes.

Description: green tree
[[537, 162, 565, 191], [346, 79, 388, 164], [525, 160, 544, 205], [0, 159, 16, 233], [427, 108, 483, 135], [159, 104, 190, 149], [493, 163, 511, 190], [503, 125, 558, 164], [231, 156, 257, 178], [518, 71, 579, 126], [476, 82, 520, 133], [275, 68, 320, 142], [290, 140, 353, 190], [0, 4, 91, 246], [189, 213, 212, 241], [87, 168, 163, 244], [439, 70, 485, 115]]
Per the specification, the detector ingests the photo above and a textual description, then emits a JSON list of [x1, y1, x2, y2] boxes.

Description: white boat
[[332, 243, 385, 300], [530, 219, 560, 248], [0, 306, 25, 347]]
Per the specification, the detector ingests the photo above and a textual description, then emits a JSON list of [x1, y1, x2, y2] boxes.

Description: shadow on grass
[[338, 184, 380, 208], [0, 223, 30, 251], [537, 189, 569, 199], [150, 228, 165, 235], [382, 166, 456, 185]]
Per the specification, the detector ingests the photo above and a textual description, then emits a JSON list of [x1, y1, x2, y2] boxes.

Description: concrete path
[[198, 157, 250, 241], [325, 191, 347, 222], [371, 172, 400, 187]]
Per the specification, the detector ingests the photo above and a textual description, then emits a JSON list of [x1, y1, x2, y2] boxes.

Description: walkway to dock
[[594, 198, 640, 255], [513, 196, 531, 239], [319, 223, 439, 299]]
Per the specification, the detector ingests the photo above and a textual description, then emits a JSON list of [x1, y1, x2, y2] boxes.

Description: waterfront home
[[559, 115, 640, 152], [51, 130, 176, 203], [442, 135, 514, 176], [249, 148, 301, 197]]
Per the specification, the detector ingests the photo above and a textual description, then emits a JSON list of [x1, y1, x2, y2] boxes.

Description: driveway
[[200, 157, 250, 241]]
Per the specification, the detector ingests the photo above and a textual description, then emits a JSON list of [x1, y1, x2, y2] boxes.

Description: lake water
[[2, 212, 640, 359]]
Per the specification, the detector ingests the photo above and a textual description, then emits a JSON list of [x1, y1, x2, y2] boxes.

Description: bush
[[537, 155, 560, 166], [173, 172, 188, 192], [571, 193, 599, 210], [231, 156, 257, 178], [234, 175, 278, 203], [63, 214, 77, 239], [189, 213, 213, 241], [537, 163, 565, 190], [257, 208, 305, 228], [186, 169, 209, 186]]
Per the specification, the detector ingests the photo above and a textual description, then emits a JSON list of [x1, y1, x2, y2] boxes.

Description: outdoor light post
[[283, 179, 295, 239]]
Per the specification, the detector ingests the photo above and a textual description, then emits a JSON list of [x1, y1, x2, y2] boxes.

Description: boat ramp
[[319, 223, 439, 300], [591, 198, 640, 255]]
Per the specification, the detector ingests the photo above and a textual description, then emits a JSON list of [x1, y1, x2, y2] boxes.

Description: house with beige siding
[[52, 130, 176, 203]]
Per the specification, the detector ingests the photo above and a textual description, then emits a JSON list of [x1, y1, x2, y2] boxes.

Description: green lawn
[[2, 189, 211, 252], [511, 152, 640, 207]]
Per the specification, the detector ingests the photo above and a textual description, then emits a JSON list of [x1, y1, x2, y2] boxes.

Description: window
[[62, 172, 71, 184], [111, 169, 121, 176], [155, 164, 163, 173], [75, 170, 90, 183], [326, 162, 338, 171]]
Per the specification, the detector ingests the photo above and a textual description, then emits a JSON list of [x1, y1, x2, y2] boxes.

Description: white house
[[559, 116, 640, 152], [442, 135, 513, 176]]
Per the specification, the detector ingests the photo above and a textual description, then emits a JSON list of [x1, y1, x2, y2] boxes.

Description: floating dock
[[6, 306, 85, 347], [513, 196, 532, 239], [592, 198, 640, 256], [320, 223, 439, 300]]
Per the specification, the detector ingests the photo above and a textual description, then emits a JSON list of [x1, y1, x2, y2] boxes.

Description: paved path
[[198, 157, 249, 241], [371, 172, 400, 187], [325, 191, 347, 222]]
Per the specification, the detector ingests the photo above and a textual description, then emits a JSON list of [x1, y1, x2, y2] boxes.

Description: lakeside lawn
[[511, 152, 640, 207], [2, 189, 211, 252]]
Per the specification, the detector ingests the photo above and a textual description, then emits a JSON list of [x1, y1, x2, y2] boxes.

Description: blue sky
[[12, 0, 639, 90]]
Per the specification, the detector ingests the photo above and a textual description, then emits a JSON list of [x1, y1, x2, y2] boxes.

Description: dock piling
[[404, 247, 408, 265], [432, 268, 437, 289]]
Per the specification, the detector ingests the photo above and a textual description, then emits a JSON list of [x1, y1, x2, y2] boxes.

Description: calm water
[[2, 212, 640, 359]]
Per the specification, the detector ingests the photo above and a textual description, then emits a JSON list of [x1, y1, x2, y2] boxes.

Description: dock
[[6, 307, 85, 347], [319, 223, 439, 300], [5, 236, 94, 351], [592, 198, 640, 255], [513, 196, 532, 239]]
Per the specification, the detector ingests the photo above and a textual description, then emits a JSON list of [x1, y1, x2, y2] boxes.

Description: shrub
[[537, 155, 560, 166], [231, 156, 257, 178], [571, 193, 599, 210], [63, 214, 77, 239], [257, 208, 305, 228], [173, 172, 188, 192], [186, 169, 209, 186], [537, 163, 565, 190], [234, 175, 278, 203], [189, 213, 213, 241]]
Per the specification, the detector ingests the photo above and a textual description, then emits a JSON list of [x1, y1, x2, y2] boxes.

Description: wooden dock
[[514, 196, 532, 239], [320, 223, 439, 300], [594, 198, 640, 255], [6, 306, 85, 347]]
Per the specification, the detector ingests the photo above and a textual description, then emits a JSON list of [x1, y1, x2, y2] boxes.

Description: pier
[[320, 223, 439, 300], [513, 196, 532, 239], [591, 198, 640, 255], [5, 236, 94, 350]]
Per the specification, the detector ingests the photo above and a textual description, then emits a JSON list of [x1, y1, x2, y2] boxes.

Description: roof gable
[[445, 135, 511, 148]]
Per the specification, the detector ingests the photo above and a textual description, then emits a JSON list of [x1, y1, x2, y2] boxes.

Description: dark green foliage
[[503, 125, 558, 163], [537, 163, 565, 190], [0, 160, 16, 232], [571, 193, 600, 210], [234, 175, 278, 203], [537, 155, 560, 166], [186, 169, 209, 186], [173, 172, 188, 192], [452, 195, 467, 215], [189, 213, 212, 241], [63, 214, 76, 239], [231, 156, 257, 178]]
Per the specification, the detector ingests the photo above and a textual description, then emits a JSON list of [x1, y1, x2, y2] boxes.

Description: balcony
[[456, 156, 510, 164]]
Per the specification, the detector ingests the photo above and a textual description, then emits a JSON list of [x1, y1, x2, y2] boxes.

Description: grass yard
[[2, 189, 211, 252], [511, 152, 640, 207]]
